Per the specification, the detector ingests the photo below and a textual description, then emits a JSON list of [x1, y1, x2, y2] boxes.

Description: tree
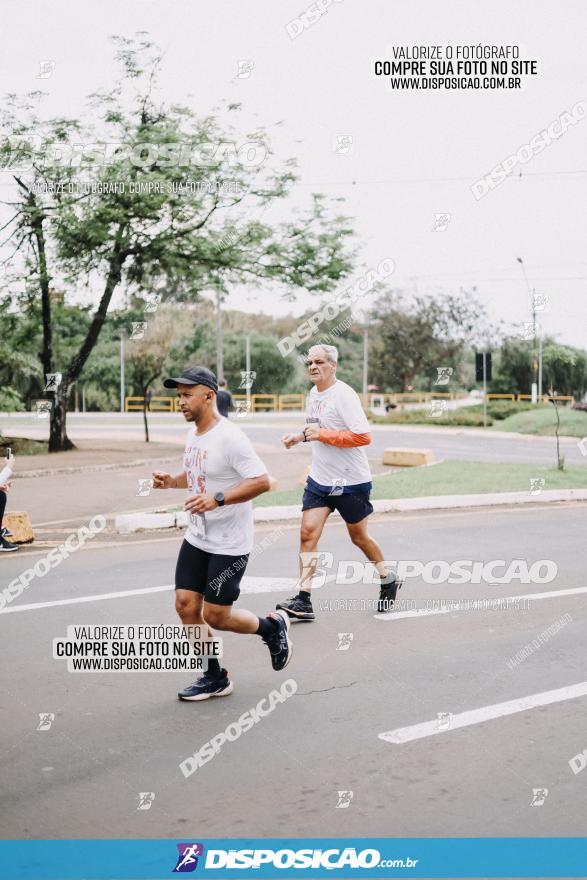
[[368, 289, 488, 391], [542, 344, 582, 398], [491, 337, 533, 394], [0, 34, 356, 451], [125, 310, 180, 442], [494, 337, 587, 397], [215, 333, 296, 394]]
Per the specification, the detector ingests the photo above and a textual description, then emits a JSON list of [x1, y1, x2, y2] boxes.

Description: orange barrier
[[125, 392, 576, 413], [278, 394, 306, 411], [125, 396, 174, 412], [517, 394, 574, 404]]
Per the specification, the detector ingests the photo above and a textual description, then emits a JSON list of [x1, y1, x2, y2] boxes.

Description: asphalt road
[[5, 411, 587, 466], [4, 412, 587, 530], [1, 504, 586, 840]]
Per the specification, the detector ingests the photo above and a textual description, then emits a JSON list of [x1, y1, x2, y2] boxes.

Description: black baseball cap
[[163, 365, 218, 393]]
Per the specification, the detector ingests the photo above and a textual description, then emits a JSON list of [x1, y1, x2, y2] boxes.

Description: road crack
[[296, 681, 358, 696]]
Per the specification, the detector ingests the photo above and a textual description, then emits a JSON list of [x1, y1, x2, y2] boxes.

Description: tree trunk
[[49, 390, 75, 452], [143, 393, 150, 444], [47, 223, 127, 452]]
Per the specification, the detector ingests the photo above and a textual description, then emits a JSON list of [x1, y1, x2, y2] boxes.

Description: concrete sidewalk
[[3, 440, 310, 530], [11, 440, 184, 477], [114, 489, 587, 533]]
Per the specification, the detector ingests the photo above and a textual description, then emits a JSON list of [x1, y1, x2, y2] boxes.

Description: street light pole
[[245, 332, 251, 411], [482, 352, 488, 429], [362, 327, 368, 400], [119, 331, 125, 414], [215, 289, 224, 383], [516, 257, 538, 402], [538, 332, 543, 400]]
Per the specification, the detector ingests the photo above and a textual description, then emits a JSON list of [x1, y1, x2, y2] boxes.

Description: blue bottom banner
[[1, 838, 586, 879]]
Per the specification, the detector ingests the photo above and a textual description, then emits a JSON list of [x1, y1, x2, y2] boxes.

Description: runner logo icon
[[173, 843, 204, 872]]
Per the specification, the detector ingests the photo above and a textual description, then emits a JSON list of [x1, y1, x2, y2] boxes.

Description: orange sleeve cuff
[[317, 429, 372, 448]]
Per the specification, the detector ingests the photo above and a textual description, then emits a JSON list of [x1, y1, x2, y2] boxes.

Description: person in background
[[0, 452, 18, 553], [216, 378, 233, 418]]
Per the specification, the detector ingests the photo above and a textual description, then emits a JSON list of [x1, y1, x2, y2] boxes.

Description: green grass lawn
[[369, 402, 587, 436], [252, 460, 587, 507], [0, 436, 48, 456], [494, 407, 587, 437]]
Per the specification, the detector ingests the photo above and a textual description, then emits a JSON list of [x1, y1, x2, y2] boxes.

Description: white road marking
[[379, 681, 587, 744], [2, 579, 585, 617], [0, 576, 300, 614], [374, 586, 587, 620]]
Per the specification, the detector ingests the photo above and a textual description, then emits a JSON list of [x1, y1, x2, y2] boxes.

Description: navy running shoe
[[178, 669, 233, 701], [378, 576, 403, 613], [0, 537, 19, 552], [262, 610, 293, 671], [276, 593, 315, 621]]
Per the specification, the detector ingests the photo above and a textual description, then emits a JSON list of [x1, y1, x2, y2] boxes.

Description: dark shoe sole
[[275, 603, 315, 621], [178, 680, 234, 701], [378, 579, 403, 613], [271, 610, 294, 671]]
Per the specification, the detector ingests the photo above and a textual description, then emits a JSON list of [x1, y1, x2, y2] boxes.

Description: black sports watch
[[214, 492, 225, 507]]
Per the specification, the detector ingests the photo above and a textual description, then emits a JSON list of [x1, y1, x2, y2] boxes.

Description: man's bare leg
[[298, 506, 331, 590], [346, 518, 402, 611], [276, 506, 331, 620], [176, 589, 292, 700]]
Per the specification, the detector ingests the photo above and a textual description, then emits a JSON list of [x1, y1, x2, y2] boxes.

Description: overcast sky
[[1, 0, 585, 347]]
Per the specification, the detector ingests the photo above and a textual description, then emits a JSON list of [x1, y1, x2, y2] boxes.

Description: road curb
[[113, 488, 587, 533], [16, 455, 181, 479]]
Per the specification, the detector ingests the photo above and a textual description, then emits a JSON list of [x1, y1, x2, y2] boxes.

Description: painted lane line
[[0, 577, 300, 615], [375, 586, 587, 621], [379, 681, 587, 744], [3, 581, 586, 618]]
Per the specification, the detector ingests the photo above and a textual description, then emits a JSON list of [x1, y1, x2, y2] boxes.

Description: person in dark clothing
[[0, 453, 18, 552], [216, 379, 233, 418]]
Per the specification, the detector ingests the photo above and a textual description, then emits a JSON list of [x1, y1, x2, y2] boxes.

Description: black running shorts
[[175, 540, 249, 606], [301, 485, 374, 524]]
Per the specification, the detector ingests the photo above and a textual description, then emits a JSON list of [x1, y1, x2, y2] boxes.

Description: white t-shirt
[[306, 380, 372, 489], [183, 418, 267, 555]]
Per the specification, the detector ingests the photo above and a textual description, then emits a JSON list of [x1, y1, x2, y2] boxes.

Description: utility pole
[[531, 286, 539, 402], [119, 331, 125, 414], [215, 289, 224, 383], [538, 332, 543, 400], [362, 327, 368, 401], [516, 257, 538, 402], [245, 332, 251, 412], [482, 352, 488, 429]]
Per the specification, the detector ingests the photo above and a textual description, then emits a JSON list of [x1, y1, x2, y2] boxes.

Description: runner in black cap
[[153, 365, 292, 700]]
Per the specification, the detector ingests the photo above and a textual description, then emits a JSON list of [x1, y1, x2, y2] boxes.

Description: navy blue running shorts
[[301, 485, 374, 524]]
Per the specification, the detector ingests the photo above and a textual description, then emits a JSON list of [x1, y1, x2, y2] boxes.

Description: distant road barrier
[[124, 392, 576, 413], [125, 396, 174, 412], [516, 394, 574, 404]]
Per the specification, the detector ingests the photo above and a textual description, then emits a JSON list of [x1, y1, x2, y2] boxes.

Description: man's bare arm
[[152, 470, 188, 489], [184, 474, 271, 513]]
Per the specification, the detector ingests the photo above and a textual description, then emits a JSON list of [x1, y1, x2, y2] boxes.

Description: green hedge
[[0, 387, 25, 412]]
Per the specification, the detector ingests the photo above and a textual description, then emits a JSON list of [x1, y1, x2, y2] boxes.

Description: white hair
[[309, 343, 338, 364]]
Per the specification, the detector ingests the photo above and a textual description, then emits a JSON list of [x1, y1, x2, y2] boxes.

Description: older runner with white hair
[[278, 344, 402, 619]]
